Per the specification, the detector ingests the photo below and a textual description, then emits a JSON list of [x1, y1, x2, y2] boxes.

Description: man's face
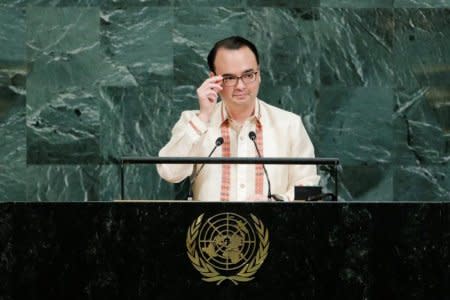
[[210, 46, 261, 108]]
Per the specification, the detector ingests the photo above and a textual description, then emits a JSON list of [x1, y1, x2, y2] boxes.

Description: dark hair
[[207, 36, 259, 73]]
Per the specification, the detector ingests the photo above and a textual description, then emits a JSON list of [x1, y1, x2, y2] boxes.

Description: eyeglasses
[[221, 71, 258, 87]]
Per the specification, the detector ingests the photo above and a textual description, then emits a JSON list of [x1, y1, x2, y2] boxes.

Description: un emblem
[[186, 212, 269, 285]]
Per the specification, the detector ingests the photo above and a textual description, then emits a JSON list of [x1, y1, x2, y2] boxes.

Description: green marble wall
[[0, 1, 449, 201]]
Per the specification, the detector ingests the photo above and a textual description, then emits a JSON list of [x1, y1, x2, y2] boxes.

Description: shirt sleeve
[[157, 110, 208, 183], [283, 115, 320, 201]]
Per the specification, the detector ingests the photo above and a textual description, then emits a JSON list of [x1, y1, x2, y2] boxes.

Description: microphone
[[248, 131, 282, 201], [187, 137, 224, 200]]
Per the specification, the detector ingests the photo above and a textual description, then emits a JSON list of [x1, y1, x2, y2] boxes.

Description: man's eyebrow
[[222, 69, 256, 77], [242, 68, 255, 74], [221, 73, 235, 77]]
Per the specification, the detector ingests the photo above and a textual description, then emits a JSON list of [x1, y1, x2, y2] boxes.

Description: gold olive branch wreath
[[186, 213, 269, 285]]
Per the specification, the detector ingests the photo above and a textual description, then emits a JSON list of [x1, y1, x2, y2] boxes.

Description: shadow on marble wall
[[0, 2, 449, 201]]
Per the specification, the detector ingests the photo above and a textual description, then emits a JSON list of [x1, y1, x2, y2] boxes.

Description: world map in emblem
[[198, 212, 257, 271]]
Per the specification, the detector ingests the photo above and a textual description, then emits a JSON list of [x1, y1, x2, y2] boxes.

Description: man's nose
[[235, 77, 246, 89]]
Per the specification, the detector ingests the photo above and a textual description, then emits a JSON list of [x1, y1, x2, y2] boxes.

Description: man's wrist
[[197, 112, 210, 123], [185, 112, 208, 139]]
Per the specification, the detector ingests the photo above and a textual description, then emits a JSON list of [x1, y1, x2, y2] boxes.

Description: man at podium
[[157, 36, 319, 201]]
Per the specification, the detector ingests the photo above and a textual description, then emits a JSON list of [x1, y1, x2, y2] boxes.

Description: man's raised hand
[[196, 75, 223, 123]]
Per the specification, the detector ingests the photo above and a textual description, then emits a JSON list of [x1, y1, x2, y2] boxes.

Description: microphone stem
[[251, 139, 272, 200], [188, 143, 221, 200], [192, 144, 218, 184]]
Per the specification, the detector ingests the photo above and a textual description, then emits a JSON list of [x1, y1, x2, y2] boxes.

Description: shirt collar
[[219, 98, 263, 126]]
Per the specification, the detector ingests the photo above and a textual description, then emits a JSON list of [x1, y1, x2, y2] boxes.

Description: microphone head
[[215, 137, 224, 146], [248, 131, 256, 141]]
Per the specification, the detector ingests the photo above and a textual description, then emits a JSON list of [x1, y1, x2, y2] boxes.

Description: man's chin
[[222, 95, 256, 107], [232, 94, 251, 102]]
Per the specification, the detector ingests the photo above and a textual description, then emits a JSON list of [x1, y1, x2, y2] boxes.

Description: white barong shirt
[[157, 99, 320, 201]]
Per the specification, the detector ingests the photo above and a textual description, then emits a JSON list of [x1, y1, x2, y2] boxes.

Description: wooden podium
[[2, 201, 448, 299]]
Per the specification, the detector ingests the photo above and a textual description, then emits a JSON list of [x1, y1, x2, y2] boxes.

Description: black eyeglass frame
[[220, 71, 259, 87]]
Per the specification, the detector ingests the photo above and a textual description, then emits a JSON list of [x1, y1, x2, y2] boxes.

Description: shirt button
[[240, 183, 245, 189], [239, 136, 244, 141]]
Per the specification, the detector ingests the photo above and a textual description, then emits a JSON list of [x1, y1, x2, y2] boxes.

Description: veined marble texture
[[0, 3, 449, 201], [319, 8, 394, 86]]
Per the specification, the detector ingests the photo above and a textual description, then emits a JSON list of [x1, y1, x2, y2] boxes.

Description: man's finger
[[207, 83, 223, 92], [206, 91, 218, 102], [205, 75, 223, 83]]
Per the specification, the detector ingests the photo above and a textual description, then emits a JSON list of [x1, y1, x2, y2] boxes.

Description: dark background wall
[[0, 0, 449, 201]]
